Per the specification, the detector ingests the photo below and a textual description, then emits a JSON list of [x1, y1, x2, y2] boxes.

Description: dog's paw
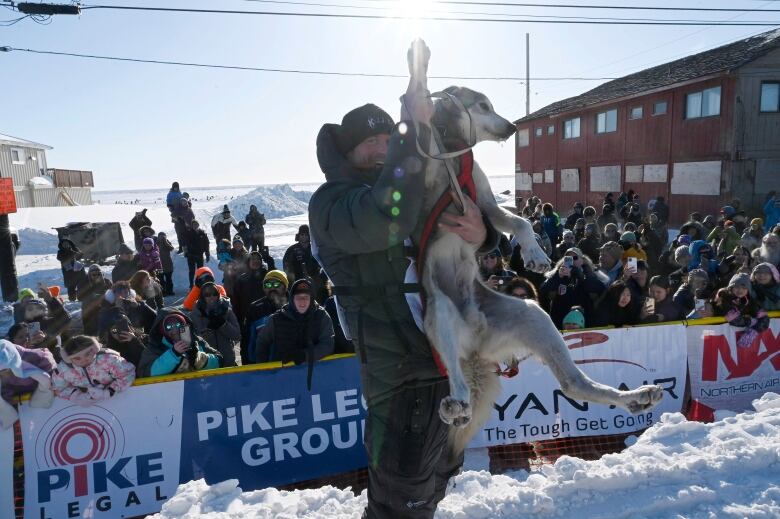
[[439, 397, 471, 427], [623, 385, 664, 414], [522, 243, 552, 273], [407, 39, 431, 78]]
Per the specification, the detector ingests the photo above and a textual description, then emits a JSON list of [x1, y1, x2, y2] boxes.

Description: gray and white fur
[[405, 41, 664, 456]]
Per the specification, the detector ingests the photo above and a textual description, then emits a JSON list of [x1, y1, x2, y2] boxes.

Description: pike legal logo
[[702, 328, 780, 381], [34, 406, 168, 518]]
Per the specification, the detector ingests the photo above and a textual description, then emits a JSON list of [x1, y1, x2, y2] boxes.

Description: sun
[[391, 0, 434, 19]]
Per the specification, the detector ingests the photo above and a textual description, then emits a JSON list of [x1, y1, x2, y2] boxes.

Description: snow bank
[[151, 394, 780, 519], [16, 228, 59, 255], [226, 184, 313, 221]]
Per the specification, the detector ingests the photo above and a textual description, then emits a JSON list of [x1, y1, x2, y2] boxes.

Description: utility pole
[[526, 33, 530, 116]]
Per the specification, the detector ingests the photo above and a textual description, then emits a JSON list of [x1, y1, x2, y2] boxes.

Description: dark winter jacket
[[642, 297, 686, 324], [112, 255, 140, 283], [98, 298, 156, 338], [79, 276, 113, 336], [254, 288, 334, 365], [539, 265, 605, 328], [230, 266, 268, 326], [190, 296, 242, 367], [309, 123, 499, 405], [183, 228, 210, 258], [20, 297, 71, 359], [245, 296, 283, 363], [105, 333, 147, 371], [158, 237, 175, 273]]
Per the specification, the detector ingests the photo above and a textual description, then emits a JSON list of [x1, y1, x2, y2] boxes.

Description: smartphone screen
[[627, 257, 637, 272], [28, 321, 41, 338], [695, 298, 705, 312]]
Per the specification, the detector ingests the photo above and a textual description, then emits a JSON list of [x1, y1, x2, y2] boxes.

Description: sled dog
[[404, 40, 664, 455]]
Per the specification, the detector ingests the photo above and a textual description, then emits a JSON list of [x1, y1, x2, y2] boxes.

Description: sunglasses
[[263, 280, 283, 289], [566, 255, 579, 260], [164, 321, 185, 332]]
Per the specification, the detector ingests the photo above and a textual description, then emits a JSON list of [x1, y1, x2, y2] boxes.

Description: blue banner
[[179, 356, 368, 488]]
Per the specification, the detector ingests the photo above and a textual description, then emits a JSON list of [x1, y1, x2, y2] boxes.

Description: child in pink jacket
[[53, 335, 136, 406]]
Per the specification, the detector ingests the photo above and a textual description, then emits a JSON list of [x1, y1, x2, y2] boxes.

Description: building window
[[10, 148, 24, 165], [563, 117, 580, 139], [596, 108, 617, 134], [535, 127, 543, 137], [653, 101, 667, 115], [517, 128, 529, 147], [760, 82, 780, 113], [685, 86, 721, 119], [629, 106, 643, 120], [547, 125, 554, 135]]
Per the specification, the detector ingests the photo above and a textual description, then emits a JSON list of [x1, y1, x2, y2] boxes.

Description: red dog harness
[[414, 150, 476, 376]]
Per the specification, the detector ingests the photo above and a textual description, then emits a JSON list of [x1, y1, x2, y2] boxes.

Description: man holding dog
[[308, 42, 499, 519]]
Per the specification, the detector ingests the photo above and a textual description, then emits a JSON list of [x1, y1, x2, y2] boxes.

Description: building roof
[[517, 28, 780, 123], [0, 132, 52, 150]]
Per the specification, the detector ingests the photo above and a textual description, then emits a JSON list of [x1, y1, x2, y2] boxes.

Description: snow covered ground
[[151, 393, 780, 519]]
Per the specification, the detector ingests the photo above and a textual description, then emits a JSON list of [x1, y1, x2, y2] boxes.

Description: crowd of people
[[484, 191, 780, 344], [1, 181, 358, 428], [3, 181, 780, 427]]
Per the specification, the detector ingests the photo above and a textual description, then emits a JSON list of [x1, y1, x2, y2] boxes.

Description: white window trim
[[10, 148, 25, 165], [629, 106, 643, 120]]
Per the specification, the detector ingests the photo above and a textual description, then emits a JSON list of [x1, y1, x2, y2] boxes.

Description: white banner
[[0, 424, 15, 519], [20, 382, 184, 519], [469, 325, 687, 447], [686, 319, 780, 412]]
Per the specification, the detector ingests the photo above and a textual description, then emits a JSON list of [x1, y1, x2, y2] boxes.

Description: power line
[[0, 45, 619, 80], [343, 0, 780, 13], [74, 4, 780, 25], [198, 0, 780, 23]]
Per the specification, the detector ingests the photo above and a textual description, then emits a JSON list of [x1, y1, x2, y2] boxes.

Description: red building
[[515, 29, 780, 225]]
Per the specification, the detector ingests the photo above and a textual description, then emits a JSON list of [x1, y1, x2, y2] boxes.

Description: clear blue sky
[[2, 0, 778, 189]]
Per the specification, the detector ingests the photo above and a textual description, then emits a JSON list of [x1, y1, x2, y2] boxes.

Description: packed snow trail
[[151, 393, 780, 519]]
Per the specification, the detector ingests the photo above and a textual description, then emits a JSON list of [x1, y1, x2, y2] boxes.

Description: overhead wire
[[0, 45, 618, 81], [74, 4, 780, 26]]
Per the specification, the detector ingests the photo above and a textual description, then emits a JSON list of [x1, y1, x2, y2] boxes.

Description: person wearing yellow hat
[[244, 270, 289, 362]]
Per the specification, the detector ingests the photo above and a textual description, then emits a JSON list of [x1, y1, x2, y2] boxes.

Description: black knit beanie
[[336, 104, 395, 154]]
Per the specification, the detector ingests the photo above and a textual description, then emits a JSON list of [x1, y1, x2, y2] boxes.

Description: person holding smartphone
[[539, 248, 606, 329], [478, 249, 517, 291], [138, 310, 223, 377]]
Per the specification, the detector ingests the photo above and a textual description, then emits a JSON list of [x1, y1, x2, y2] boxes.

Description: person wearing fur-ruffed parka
[[52, 335, 136, 406]]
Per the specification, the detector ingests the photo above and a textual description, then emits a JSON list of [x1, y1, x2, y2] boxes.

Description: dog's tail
[[448, 353, 503, 456]]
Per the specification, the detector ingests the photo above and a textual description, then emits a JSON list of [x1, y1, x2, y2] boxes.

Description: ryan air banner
[[179, 356, 367, 489], [20, 382, 184, 519], [686, 319, 780, 413], [468, 325, 688, 448]]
